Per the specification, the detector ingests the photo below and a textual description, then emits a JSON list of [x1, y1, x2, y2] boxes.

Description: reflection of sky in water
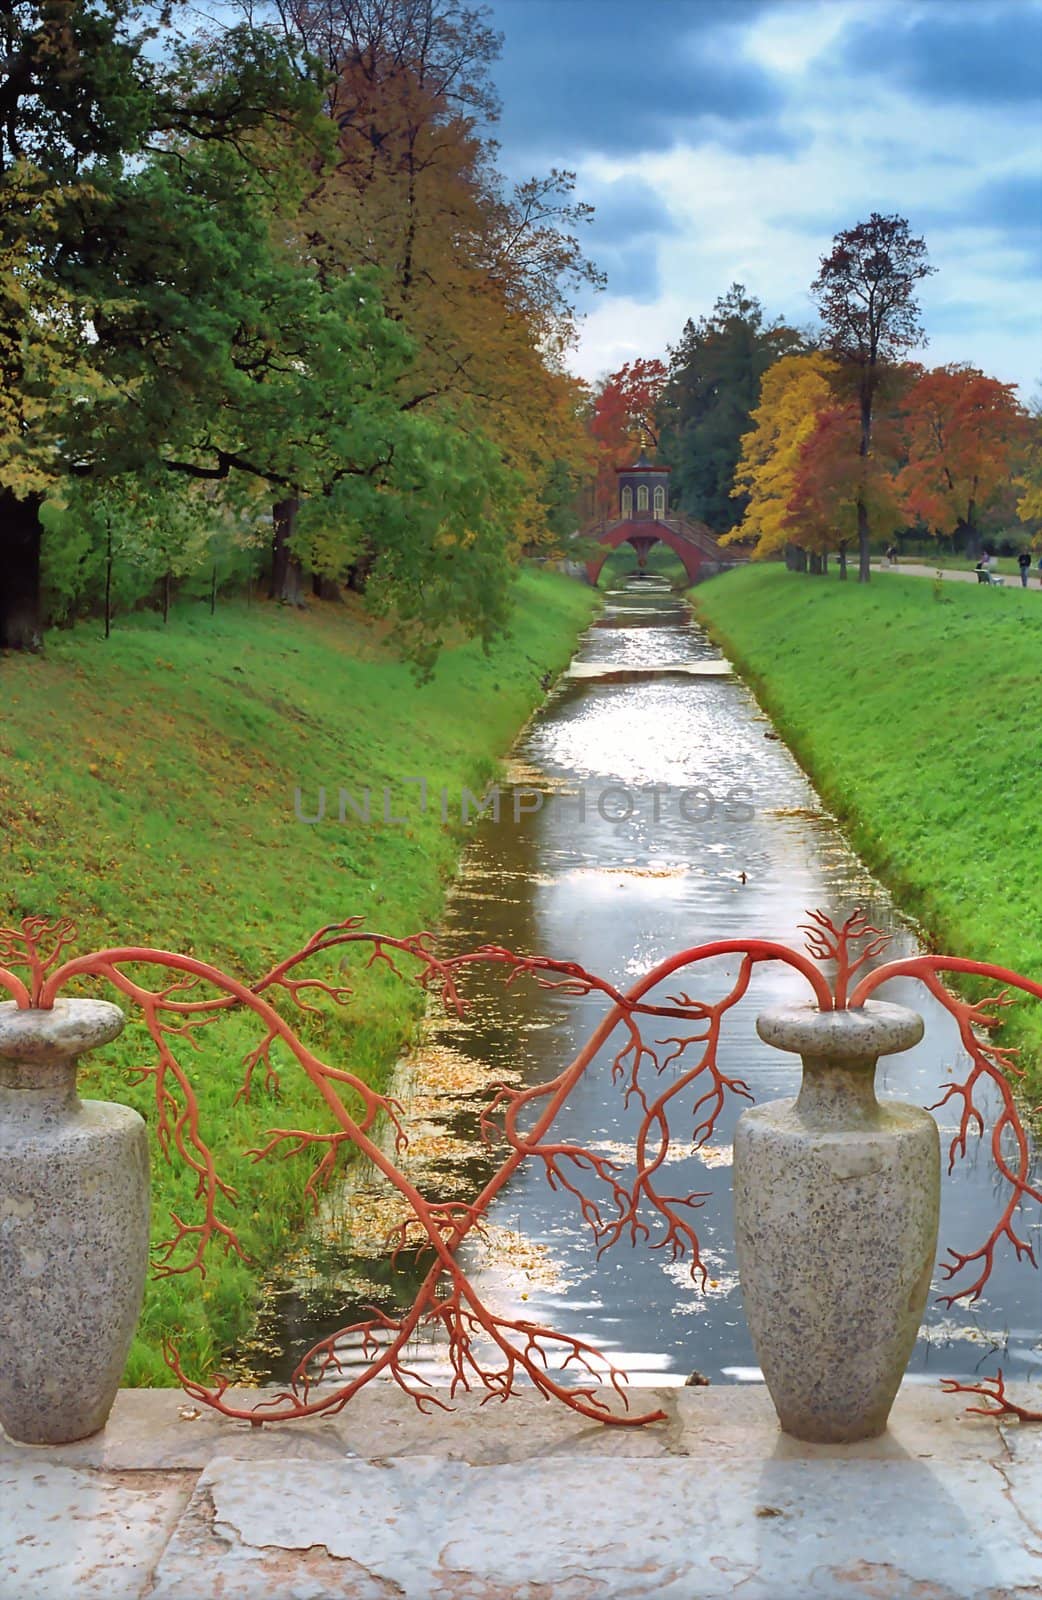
[[250, 584, 1041, 1394]]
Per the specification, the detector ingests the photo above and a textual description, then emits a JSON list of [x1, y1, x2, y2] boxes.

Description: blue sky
[[484, 0, 1042, 398]]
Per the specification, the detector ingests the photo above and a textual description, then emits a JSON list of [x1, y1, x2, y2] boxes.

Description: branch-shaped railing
[[1, 909, 1039, 1426]]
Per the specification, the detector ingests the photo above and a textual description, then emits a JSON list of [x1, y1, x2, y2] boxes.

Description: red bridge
[[582, 447, 745, 586]]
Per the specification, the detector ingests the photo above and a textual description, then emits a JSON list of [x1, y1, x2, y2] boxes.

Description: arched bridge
[[584, 515, 742, 587]]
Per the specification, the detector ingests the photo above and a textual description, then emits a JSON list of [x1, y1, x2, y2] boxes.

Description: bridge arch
[[585, 521, 710, 587]]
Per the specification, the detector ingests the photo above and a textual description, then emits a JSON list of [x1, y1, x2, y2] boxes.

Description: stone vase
[[732, 1001, 940, 1443], [0, 998, 150, 1444]]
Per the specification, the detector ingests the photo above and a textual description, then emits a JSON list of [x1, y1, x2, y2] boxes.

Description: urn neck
[[0, 1057, 80, 1110], [794, 1052, 881, 1128]]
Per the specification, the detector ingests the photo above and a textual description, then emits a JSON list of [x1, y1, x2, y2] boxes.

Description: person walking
[[1019, 549, 1032, 587]]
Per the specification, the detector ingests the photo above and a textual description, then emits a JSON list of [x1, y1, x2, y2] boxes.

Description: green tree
[[657, 284, 806, 534], [0, 3, 322, 647], [3, 5, 519, 663]]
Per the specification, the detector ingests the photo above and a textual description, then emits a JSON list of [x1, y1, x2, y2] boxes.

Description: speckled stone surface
[[4, 1385, 1042, 1599], [734, 1002, 940, 1444], [0, 999, 150, 1445]]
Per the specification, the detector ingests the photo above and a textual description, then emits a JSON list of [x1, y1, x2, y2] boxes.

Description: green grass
[[0, 567, 597, 1382], [692, 563, 1042, 1095]]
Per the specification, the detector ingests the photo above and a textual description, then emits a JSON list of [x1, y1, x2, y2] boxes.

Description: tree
[[3, 5, 521, 663], [812, 213, 935, 583], [728, 353, 839, 564], [588, 358, 667, 520], [0, 3, 323, 647], [269, 0, 601, 569], [786, 403, 903, 573], [897, 366, 1029, 553], [657, 284, 806, 533]]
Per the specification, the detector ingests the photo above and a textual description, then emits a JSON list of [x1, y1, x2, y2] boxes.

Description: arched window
[[653, 485, 666, 518], [637, 484, 649, 512], [621, 485, 633, 519]]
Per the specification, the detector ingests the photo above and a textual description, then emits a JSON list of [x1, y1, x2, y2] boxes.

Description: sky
[[483, 0, 1042, 400]]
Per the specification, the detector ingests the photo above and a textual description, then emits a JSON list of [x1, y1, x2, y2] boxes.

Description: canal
[[243, 578, 1041, 1394]]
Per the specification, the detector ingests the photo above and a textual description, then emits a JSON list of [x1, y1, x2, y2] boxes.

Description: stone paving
[[3, 1382, 1042, 1598]]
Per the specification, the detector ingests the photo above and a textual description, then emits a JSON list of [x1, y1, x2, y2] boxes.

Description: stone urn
[[0, 999, 150, 1444], [732, 1001, 939, 1443]]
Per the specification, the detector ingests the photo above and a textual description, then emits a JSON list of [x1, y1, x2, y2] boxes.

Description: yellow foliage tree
[[726, 354, 839, 556]]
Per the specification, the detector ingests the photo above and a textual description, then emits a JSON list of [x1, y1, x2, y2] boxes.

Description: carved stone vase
[[0, 999, 150, 1444], [733, 1001, 940, 1443]]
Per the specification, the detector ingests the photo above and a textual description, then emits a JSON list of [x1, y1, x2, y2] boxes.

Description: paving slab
[[0, 1461, 194, 1600], [2, 1384, 1041, 1599], [148, 1453, 1042, 1600]]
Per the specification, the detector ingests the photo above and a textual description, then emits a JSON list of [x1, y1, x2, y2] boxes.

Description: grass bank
[[692, 563, 1042, 1093], [0, 567, 597, 1382]]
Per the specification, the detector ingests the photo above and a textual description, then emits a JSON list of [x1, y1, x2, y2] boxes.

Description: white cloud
[[565, 3, 1042, 396]]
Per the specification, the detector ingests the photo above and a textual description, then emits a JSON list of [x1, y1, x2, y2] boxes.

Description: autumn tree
[[588, 359, 668, 519], [895, 366, 1029, 554], [267, 0, 601, 574], [812, 213, 935, 583], [727, 353, 839, 565], [657, 284, 807, 533], [1016, 387, 1042, 529], [786, 403, 903, 573]]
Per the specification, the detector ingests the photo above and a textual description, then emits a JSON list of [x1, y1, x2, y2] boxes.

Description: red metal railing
[[1, 909, 1039, 1425]]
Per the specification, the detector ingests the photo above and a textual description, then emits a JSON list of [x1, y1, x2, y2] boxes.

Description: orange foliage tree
[[896, 366, 1030, 553], [271, 0, 602, 574]]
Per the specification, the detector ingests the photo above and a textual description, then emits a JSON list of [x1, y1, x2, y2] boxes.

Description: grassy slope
[[0, 567, 596, 1381], [693, 563, 1042, 1090]]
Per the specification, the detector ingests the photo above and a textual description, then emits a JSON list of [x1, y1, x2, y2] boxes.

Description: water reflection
[[243, 581, 1041, 1392]]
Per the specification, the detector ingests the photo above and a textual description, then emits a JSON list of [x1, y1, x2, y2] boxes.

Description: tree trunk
[[857, 496, 871, 583], [105, 518, 113, 639], [0, 488, 44, 650], [345, 535, 376, 594], [809, 551, 823, 575], [269, 497, 300, 601], [857, 382, 873, 583], [162, 571, 171, 624], [838, 541, 848, 581]]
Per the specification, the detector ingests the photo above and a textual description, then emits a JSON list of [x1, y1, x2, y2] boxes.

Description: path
[[872, 560, 1042, 587], [4, 1384, 1041, 1599]]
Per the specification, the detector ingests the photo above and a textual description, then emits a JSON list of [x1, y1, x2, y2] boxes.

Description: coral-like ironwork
[[939, 1371, 1042, 1423], [1, 908, 1040, 1426]]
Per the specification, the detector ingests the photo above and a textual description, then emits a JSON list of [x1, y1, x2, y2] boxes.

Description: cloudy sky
[[484, 0, 1042, 400]]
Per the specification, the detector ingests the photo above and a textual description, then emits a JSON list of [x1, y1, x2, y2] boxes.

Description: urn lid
[[0, 998, 126, 1066], [756, 1000, 924, 1061]]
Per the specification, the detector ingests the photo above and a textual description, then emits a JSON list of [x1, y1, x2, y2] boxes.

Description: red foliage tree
[[589, 358, 667, 520], [897, 366, 1030, 553], [785, 402, 902, 575]]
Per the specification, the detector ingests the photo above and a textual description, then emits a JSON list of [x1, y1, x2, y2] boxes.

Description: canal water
[[243, 579, 1041, 1392]]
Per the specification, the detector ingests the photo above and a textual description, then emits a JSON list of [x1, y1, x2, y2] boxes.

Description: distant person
[[885, 544, 898, 565], [1019, 550, 1032, 587]]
